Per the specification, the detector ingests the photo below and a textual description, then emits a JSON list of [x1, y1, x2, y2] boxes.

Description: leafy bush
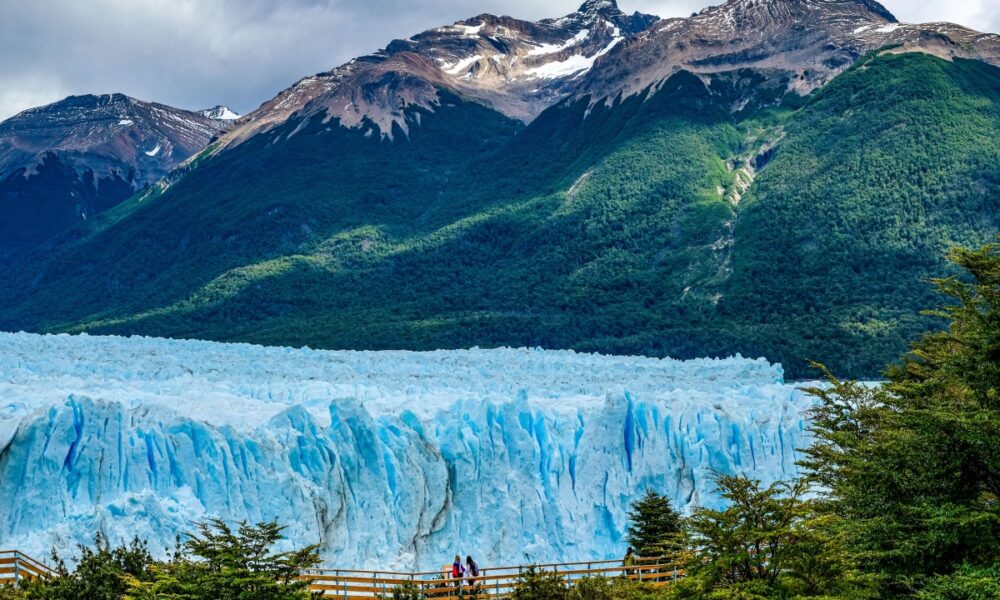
[[10, 520, 318, 600], [513, 566, 569, 600], [20, 535, 153, 600], [125, 519, 319, 600]]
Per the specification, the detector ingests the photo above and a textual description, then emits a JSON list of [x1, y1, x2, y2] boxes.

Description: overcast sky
[[1, 0, 998, 121]]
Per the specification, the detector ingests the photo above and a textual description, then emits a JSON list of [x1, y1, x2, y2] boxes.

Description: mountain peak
[[578, 0, 619, 13], [571, 0, 946, 109], [849, 0, 897, 23], [199, 105, 241, 121]]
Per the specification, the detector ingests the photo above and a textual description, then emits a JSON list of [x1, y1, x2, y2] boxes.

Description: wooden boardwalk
[[0, 549, 681, 597], [305, 556, 682, 598], [0, 551, 54, 582]]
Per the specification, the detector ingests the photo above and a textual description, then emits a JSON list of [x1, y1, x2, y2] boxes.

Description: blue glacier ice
[[0, 332, 817, 569]]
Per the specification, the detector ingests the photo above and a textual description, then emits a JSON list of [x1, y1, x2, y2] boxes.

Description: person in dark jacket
[[466, 556, 480, 586], [623, 547, 637, 575]]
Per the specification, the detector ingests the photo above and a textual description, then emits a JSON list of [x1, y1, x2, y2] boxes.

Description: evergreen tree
[[802, 240, 1000, 596], [626, 490, 683, 557]]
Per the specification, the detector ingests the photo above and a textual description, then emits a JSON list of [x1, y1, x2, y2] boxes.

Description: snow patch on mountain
[[199, 105, 240, 120], [443, 54, 484, 75], [526, 36, 623, 79], [0, 332, 818, 569], [527, 29, 591, 56]]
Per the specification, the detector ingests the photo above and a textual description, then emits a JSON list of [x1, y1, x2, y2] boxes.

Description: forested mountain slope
[[2, 51, 998, 378]]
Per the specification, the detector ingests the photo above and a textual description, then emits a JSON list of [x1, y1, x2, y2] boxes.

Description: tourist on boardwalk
[[466, 555, 480, 586], [451, 554, 465, 587], [623, 547, 636, 576]]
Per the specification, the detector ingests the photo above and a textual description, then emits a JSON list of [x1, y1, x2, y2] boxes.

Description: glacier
[[0, 332, 818, 570]]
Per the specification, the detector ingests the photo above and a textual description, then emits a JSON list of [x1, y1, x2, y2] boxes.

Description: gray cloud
[[1, 0, 998, 121]]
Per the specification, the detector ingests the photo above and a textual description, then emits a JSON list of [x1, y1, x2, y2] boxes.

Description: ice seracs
[[0, 332, 818, 569]]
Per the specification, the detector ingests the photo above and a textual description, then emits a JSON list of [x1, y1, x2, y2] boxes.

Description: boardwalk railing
[[0, 551, 55, 583], [0, 549, 682, 598], [304, 556, 684, 598]]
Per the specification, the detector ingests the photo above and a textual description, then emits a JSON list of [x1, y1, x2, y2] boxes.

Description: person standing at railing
[[623, 547, 637, 577], [466, 555, 479, 586], [451, 554, 465, 589]]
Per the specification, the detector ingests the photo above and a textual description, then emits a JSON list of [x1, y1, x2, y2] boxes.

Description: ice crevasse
[[0, 332, 817, 569]]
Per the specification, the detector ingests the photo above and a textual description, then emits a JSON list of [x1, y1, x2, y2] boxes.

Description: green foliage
[[918, 564, 1000, 600], [22, 534, 153, 600], [12, 520, 318, 600], [802, 240, 1000, 596], [5, 54, 998, 377], [568, 576, 671, 600], [724, 53, 1000, 376], [382, 581, 424, 600], [0, 586, 27, 600], [626, 490, 683, 557], [513, 567, 570, 600], [682, 475, 871, 600], [125, 519, 320, 600]]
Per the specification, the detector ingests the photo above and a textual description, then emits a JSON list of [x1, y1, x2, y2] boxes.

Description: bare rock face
[[0, 93, 228, 186], [572, 0, 1000, 105], [219, 0, 659, 143]]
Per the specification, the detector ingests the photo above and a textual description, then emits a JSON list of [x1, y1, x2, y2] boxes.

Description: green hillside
[[2, 52, 998, 378]]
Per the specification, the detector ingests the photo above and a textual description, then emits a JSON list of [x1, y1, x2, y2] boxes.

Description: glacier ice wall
[[0, 332, 817, 569]]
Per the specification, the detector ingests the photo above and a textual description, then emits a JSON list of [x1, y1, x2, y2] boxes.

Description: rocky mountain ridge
[[211, 0, 1000, 148], [0, 93, 227, 186], [573, 0, 1000, 107], [216, 0, 658, 144], [0, 93, 229, 257]]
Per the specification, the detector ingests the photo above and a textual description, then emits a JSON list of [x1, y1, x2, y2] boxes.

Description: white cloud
[[879, 0, 1000, 30], [0, 74, 70, 122], [0, 1, 997, 121]]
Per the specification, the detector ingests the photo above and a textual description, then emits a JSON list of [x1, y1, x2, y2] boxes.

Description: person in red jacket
[[451, 555, 465, 589]]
